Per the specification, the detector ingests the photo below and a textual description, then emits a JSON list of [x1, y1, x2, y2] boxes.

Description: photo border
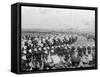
[[15, 2, 98, 74]]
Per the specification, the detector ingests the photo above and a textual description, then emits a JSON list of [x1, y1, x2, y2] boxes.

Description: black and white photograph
[[20, 5, 97, 72], [0, 0, 100, 76]]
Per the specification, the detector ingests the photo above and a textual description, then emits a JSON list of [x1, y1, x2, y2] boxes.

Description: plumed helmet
[[24, 46, 27, 50], [22, 50, 27, 54], [47, 47, 50, 49], [65, 47, 67, 49], [21, 55, 27, 60], [52, 46, 54, 49], [38, 47, 42, 51], [44, 50, 48, 54], [51, 49, 54, 53], [29, 49, 32, 53], [34, 48, 37, 51], [43, 47, 46, 50]]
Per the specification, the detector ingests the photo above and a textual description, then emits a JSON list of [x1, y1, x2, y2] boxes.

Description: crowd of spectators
[[21, 34, 95, 71]]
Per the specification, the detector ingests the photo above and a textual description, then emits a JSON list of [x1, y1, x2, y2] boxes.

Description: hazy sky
[[22, 6, 95, 33]]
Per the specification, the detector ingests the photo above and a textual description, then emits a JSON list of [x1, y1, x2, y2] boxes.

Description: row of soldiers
[[21, 34, 95, 71]]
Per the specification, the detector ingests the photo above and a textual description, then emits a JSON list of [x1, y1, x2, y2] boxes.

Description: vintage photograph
[[21, 6, 95, 72]]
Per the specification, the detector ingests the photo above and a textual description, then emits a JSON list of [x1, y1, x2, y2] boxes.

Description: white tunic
[[51, 55, 60, 64], [88, 54, 93, 61]]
